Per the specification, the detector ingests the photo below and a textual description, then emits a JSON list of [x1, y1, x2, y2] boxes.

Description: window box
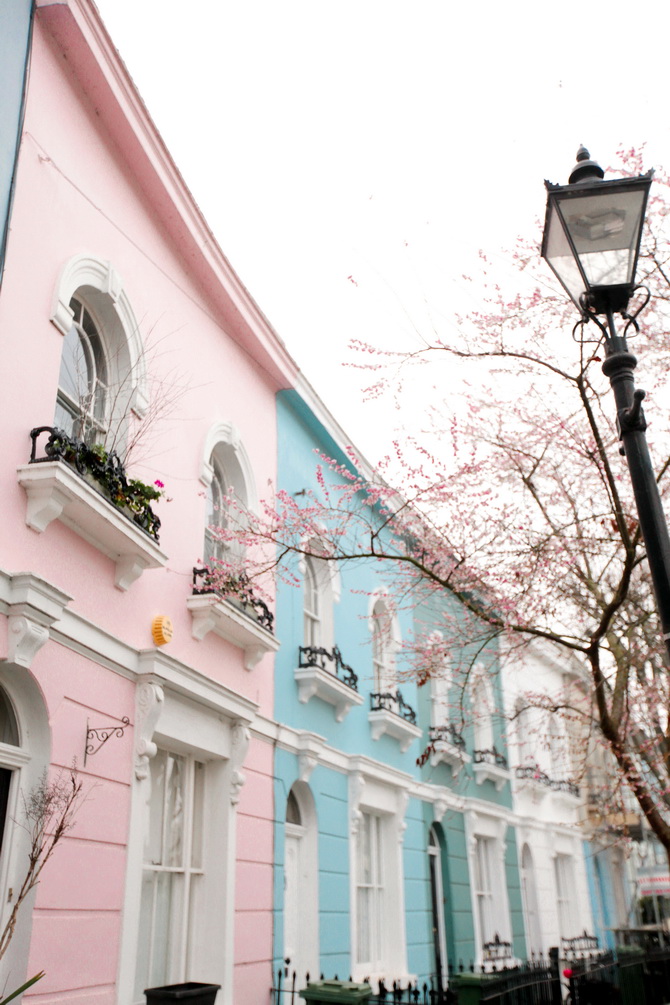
[[428, 724, 470, 775], [472, 748, 511, 791], [17, 459, 167, 591], [295, 646, 364, 721], [369, 691, 422, 752], [186, 592, 279, 670]]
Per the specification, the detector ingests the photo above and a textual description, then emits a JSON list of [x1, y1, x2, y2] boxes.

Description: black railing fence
[[299, 645, 359, 690], [272, 943, 670, 1005], [192, 567, 274, 632], [271, 965, 454, 1005], [370, 689, 417, 724], [29, 425, 161, 540], [473, 747, 508, 769], [515, 765, 580, 798], [428, 724, 466, 750], [565, 942, 670, 1005]]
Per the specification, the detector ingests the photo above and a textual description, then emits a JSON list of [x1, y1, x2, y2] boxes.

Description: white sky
[[94, 0, 670, 461]]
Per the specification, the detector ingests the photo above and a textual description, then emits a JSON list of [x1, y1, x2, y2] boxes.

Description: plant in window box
[[28, 426, 164, 541], [192, 566, 274, 633]]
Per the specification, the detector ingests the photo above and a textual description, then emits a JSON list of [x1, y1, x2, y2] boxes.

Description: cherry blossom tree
[[211, 149, 670, 861]]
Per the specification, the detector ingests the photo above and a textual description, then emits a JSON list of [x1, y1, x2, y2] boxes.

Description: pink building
[[0, 1, 297, 1001]]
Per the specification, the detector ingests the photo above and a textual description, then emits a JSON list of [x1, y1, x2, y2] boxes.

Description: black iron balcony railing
[[192, 567, 274, 633], [483, 933, 514, 963], [370, 688, 417, 725], [428, 723, 466, 749], [550, 778, 580, 798], [473, 747, 508, 769], [29, 425, 161, 541], [515, 764, 580, 797], [298, 645, 358, 691]]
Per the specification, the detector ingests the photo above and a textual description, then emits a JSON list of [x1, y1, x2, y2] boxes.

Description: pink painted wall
[[234, 737, 276, 1004], [0, 2, 294, 1001]]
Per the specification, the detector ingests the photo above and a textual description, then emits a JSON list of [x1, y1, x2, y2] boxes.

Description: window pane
[[164, 753, 186, 868], [190, 762, 205, 869], [147, 751, 167, 865], [0, 769, 12, 856], [0, 690, 19, 746]]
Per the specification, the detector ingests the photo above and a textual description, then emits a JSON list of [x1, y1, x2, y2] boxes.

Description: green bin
[[299, 980, 372, 1005], [144, 982, 220, 1005]]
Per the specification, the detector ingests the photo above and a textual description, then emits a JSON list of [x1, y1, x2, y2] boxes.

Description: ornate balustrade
[[192, 567, 274, 633], [298, 645, 358, 690]]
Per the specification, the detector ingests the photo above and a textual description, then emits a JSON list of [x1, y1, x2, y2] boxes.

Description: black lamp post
[[541, 146, 670, 662]]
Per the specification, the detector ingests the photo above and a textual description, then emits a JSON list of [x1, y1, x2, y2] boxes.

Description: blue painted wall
[[273, 389, 523, 981]]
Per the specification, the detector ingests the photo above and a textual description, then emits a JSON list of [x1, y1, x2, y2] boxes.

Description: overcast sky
[[93, 0, 670, 460]]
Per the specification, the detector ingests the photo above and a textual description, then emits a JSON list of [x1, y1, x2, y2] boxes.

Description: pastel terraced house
[[0, 4, 603, 1005], [0, 1, 298, 1002]]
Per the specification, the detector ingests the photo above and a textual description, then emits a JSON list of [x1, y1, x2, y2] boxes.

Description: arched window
[[200, 424, 255, 570], [54, 296, 109, 443], [472, 672, 495, 752], [303, 557, 321, 647], [428, 826, 448, 987], [301, 545, 337, 651], [204, 456, 230, 565], [283, 783, 318, 983], [51, 255, 147, 454], [0, 671, 50, 992], [0, 690, 20, 858], [372, 599, 395, 693]]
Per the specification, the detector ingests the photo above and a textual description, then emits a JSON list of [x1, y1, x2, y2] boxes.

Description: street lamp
[[541, 146, 670, 661]]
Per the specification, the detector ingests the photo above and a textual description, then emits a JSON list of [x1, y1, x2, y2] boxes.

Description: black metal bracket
[[85, 716, 130, 765]]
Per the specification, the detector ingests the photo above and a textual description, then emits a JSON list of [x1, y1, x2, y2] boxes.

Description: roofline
[[35, 0, 300, 390]]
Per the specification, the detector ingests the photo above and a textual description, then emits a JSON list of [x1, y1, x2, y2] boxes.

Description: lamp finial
[[568, 146, 605, 185]]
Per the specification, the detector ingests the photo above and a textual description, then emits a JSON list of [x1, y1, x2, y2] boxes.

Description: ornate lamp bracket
[[85, 716, 130, 765]]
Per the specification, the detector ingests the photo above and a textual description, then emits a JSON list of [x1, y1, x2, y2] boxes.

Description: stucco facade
[[0, 1, 296, 1002], [271, 388, 529, 990]]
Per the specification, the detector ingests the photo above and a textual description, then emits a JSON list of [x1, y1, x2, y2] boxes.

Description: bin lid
[[299, 980, 372, 1004]]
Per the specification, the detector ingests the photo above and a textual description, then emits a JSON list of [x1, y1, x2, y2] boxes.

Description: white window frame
[[428, 827, 448, 988], [282, 782, 319, 984], [199, 421, 257, 569], [371, 598, 396, 695], [554, 853, 577, 940], [356, 811, 384, 971], [118, 663, 256, 1005], [349, 771, 409, 984], [50, 254, 148, 446], [465, 811, 514, 967], [134, 750, 206, 1000], [0, 666, 51, 995], [520, 843, 543, 956]]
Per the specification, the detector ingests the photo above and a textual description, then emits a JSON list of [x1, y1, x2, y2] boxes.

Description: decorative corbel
[[230, 722, 250, 806], [134, 677, 164, 780], [3, 572, 71, 669], [297, 732, 325, 784], [397, 788, 409, 844], [434, 795, 448, 824], [349, 771, 366, 836]]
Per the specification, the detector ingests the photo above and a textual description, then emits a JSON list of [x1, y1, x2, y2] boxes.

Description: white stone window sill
[[295, 664, 364, 721], [368, 709, 423, 752], [17, 461, 167, 591], [186, 593, 280, 670], [430, 740, 471, 777], [473, 761, 511, 791]]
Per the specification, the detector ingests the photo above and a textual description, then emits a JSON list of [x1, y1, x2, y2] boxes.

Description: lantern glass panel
[[544, 201, 587, 307], [559, 187, 647, 289]]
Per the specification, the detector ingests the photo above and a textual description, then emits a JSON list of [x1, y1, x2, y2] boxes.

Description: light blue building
[[271, 385, 526, 991]]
